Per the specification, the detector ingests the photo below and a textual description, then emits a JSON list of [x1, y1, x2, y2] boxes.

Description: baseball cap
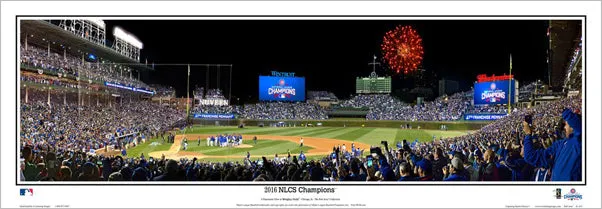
[[132, 167, 148, 181], [562, 108, 582, 132], [82, 162, 96, 175], [415, 159, 432, 172]]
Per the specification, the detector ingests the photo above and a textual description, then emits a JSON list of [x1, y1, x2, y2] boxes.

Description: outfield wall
[[191, 118, 491, 130]]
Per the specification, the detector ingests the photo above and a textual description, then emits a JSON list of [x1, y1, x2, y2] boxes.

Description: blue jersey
[[299, 153, 306, 161], [523, 110, 582, 181]]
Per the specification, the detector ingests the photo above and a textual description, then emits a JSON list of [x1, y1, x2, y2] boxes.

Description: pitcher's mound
[[236, 144, 253, 148]]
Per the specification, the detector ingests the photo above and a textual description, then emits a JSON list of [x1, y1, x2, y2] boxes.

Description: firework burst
[[381, 25, 424, 74]]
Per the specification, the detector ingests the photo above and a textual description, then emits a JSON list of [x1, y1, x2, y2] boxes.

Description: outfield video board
[[259, 76, 305, 101], [473, 80, 518, 105]]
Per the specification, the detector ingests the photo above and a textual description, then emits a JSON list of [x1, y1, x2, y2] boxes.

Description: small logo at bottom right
[[563, 188, 583, 201], [555, 188, 562, 199]]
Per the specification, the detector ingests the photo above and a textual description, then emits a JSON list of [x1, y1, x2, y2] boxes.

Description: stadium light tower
[[57, 19, 106, 46], [112, 27, 143, 61]]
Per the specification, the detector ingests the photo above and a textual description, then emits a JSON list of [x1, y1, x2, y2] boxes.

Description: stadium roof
[[20, 20, 152, 71], [549, 20, 581, 89]]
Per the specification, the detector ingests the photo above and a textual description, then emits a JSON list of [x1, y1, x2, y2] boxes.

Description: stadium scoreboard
[[473, 76, 519, 105], [356, 76, 391, 94], [259, 71, 306, 101]]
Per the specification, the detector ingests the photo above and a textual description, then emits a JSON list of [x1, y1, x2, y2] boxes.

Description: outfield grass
[[126, 126, 469, 159], [125, 137, 171, 158]]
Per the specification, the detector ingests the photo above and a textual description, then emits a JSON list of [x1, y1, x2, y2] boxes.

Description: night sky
[[103, 20, 549, 103]]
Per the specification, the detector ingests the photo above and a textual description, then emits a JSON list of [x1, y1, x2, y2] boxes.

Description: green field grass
[[184, 140, 312, 156], [126, 137, 171, 157], [125, 126, 470, 160]]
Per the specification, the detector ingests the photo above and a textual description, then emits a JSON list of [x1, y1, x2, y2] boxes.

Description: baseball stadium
[[18, 19, 583, 182]]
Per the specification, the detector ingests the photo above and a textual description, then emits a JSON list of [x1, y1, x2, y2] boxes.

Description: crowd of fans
[[192, 105, 241, 115], [340, 94, 404, 109], [20, 84, 581, 182], [193, 87, 205, 99], [189, 87, 544, 121], [20, 45, 149, 89], [192, 102, 329, 120], [19, 89, 186, 181], [367, 91, 472, 121], [465, 105, 509, 114], [340, 93, 473, 121], [150, 84, 176, 98], [519, 82, 537, 102], [308, 91, 338, 101], [205, 89, 226, 99], [399, 96, 582, 182], [340, 82, 556, 121], [240, 102, 328, 120]]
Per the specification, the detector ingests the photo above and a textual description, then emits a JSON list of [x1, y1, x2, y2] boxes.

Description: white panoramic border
[[1, 1, 600, 209], [11, 15, 587, 186]]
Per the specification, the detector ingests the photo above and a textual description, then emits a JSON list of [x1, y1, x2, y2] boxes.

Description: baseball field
[[123, 125, 471, 162]]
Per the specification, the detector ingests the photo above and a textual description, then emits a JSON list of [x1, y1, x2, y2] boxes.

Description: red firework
[[381, 25, 424, 74]]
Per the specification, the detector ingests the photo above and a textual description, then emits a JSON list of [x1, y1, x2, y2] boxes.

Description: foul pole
[[508, 54, 512, 114], [187, 64, 191, 119]]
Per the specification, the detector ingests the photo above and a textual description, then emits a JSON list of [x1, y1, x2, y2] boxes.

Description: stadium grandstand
[[18, 19, 583, 183], [564, 34, 582, 91], [149, 84, 176, 106], [149, 84, 176, 98], [307, 91, 339, 102], [19, 19, 187, 170]]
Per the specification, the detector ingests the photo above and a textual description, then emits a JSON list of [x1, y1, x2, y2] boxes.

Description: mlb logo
[[490, 98, 496, 102], [20, 188, 33, 196]]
